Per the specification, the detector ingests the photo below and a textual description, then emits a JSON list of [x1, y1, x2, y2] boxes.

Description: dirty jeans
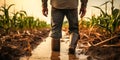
[[50, 7, 79, 39]]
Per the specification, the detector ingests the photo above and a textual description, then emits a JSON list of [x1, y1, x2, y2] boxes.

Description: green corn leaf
[[20, 10, 27, 16], [7, 4, 15, 10], [112, 9, 120, 19], [100, 1, 110, 6], [92, 6, 106, 16]]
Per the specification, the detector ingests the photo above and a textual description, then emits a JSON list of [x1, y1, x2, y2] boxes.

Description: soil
[[0, 29, 50, 60], [0, 27, 120, 60], [78, 27, 120, 60], [86, 46, 120, 60]]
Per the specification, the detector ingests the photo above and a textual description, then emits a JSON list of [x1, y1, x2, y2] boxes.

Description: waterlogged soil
[[24, 31, 80, 60], [0, 29, 120, 60], [86, 46, 120, 60], [0, 29, 50, 60], [27, 31, 120, 60]]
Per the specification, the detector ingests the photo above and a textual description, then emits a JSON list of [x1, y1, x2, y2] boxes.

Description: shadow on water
[[20, 31, 88, 60]]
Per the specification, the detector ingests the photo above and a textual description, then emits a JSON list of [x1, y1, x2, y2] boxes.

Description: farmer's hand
[[79, 7, 86, 18], [42, 7, 48, 17]]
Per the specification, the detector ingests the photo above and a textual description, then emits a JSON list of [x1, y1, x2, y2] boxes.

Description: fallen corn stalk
[[93, 35, 120, 46]]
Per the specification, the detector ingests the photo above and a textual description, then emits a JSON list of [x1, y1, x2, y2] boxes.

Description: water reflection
[[50, 51, 78, 60], [51, 51, 60, 60], [21, 31, 88, 60], [50, 52, 79, 60], [69, 54, 78, 60]]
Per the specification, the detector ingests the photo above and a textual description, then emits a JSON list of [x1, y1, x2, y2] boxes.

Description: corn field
[[0, 3, 50, 60], [0, 0, 120, 60], [0, 4, 49, 34], [79, 0, 120, 36]]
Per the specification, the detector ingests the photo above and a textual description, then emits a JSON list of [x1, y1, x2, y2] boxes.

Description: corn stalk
[[0, 4, 15, 34], [0, 4, 48, 34], [92, 0, 120, 34]]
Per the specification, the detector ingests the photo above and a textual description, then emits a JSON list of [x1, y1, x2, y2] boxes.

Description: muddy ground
[[0, 29, 50, 60], [86, 46, 120, 60], [78, 28, 120, 60], [0, 28, 120, 60]]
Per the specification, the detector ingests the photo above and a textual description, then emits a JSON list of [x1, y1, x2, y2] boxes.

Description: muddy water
[[20, 31, 88, 60]]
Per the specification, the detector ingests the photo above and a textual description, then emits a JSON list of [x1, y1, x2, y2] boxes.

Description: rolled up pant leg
[[50, 8, 65, 51], [65, 9, 80, 54], [66, 9, 80, 48]]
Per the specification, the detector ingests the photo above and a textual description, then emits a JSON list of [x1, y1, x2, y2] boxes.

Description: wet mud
[[0, 29, 50, 60], [86, 46, 120, 60], [0, 30, 120, 60]]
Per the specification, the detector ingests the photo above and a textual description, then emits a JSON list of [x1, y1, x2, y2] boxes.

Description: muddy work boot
[[69, 33, 79, 54], [52, 38, 60, 52]]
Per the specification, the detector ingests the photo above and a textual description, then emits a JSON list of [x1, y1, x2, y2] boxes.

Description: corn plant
[[11, 10, 26, 30], [79, 19, 90, 28], [0, 4, 15, 33], [87, 15, 100, 28], [0, 4, 48, 34], [37, 20, 47, 28], [112, 9, 120, 32], [92, 0, 120, 34], [0, 15, 4, 28]]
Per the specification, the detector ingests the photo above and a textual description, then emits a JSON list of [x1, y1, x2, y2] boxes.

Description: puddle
[[20, 31, 88, 60]]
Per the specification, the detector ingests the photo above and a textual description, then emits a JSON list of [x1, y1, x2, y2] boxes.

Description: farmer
[[42, 0, 88, 54]]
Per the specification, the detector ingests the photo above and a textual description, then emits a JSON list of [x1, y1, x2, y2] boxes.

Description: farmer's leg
[[66, 9, 80, 54], [51, 7, 65, 51], [66, 9, 79, 34]]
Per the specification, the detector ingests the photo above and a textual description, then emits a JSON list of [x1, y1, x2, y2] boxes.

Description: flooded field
[[20, 31, 120, 60], [20, 31, 88, 60]]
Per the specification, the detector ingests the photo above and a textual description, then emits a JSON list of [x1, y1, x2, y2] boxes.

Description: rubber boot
[[52, 38, 60, 52], [69, 33, 79, 54]]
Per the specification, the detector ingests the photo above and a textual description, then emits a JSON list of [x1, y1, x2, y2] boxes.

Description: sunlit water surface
[[20, 31, 88, 60]]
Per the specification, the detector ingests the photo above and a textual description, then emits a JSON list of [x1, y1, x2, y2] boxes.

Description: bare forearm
[[42, 0, 48, 8], [80, 0, 88, 8]]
